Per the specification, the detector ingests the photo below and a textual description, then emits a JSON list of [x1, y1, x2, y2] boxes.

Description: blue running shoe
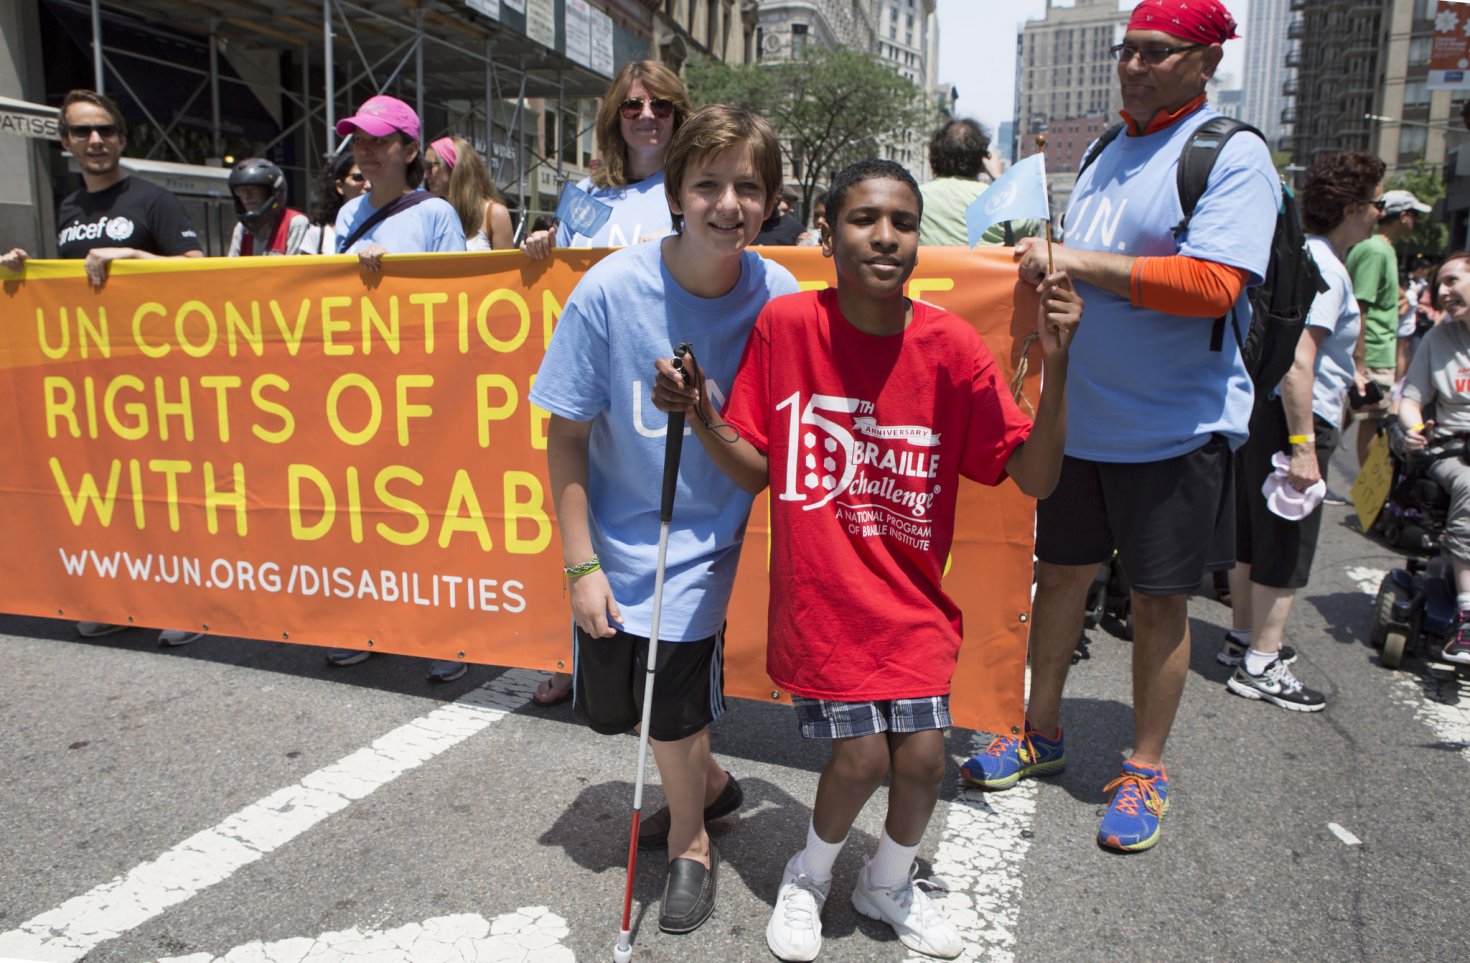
[[1098, 760, 1169, 852], [960, 724, 1065, 791]]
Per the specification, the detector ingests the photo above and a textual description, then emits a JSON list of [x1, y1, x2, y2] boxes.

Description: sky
[[936, 0, 1251, 140]]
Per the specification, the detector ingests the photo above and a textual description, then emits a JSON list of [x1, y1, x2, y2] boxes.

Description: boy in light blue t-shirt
[[528, 105, 798, 936]]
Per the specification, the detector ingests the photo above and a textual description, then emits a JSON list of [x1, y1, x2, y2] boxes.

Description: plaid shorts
[[790, 695, 952, 740]]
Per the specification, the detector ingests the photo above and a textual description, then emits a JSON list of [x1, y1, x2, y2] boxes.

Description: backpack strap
[[1077, 123, 1126, 183], [337, 191, 435, 254], [1173, 117, 1264, 238]]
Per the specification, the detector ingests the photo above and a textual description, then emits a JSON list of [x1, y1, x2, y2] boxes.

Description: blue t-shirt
[[334, 190, 465, 254], [1305, 235, 1361, 427], [528, 240, 800, 640], [1061, 107, 1281, 461], [555, 172, 673, 248]]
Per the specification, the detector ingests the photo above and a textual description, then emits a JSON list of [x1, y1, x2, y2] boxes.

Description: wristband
[[1287, 434, 1310, 445], [564, 555, 600, 578], [1410, 423, 1426, 432]]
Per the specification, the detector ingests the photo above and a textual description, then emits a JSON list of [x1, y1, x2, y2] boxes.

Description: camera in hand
[[1347, 380, 1383, 411]]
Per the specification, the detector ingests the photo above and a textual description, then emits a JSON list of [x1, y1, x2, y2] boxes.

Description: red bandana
[[1127, 0, 1239, 45]]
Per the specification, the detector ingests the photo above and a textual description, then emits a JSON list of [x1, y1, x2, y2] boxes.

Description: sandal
[[531, 672, 573, 707]]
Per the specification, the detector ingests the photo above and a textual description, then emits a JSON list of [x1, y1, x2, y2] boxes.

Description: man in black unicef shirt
[[3, 88, 203, 283], [1, 88, 206, 647]]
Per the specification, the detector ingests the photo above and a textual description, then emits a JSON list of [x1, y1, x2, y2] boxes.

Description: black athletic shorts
[[1234, 405, 1336, 589], [572, 624, 726, 742], [1035, 435, 1235, 595]]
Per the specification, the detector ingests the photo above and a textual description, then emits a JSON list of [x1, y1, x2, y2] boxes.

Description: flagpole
[[1035, 135, 1053, 275]]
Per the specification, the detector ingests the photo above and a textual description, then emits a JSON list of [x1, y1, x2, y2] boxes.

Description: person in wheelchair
[[1399, 250, 1470, 665]]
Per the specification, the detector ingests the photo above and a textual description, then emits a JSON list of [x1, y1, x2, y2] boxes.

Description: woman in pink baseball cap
[[331, 94, 465, 271], [324, 95, 468, 684]]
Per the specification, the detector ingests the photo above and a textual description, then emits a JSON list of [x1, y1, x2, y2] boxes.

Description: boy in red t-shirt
[[652, 158, 1080, 960]]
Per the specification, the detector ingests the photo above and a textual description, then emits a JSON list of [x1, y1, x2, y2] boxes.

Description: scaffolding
[[55, 0, 662, 220]]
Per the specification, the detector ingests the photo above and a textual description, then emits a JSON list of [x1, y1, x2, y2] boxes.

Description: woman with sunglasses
[[521, 60, 691, 259], [425, 135, 515, 250], [304, 153, 370, 255], [523, 62, 690, 707]]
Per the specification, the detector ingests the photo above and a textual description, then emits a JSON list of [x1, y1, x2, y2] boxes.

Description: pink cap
[[336, 95, 421, 141]]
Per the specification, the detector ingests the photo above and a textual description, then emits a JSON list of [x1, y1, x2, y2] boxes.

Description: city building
[[1014, 0, 1126, 210], [995, 119, 1016, 164], [1239, 0, 1295, 149]]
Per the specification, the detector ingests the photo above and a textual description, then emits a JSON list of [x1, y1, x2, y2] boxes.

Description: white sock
[[1244, 647, 1277, 676], [1227, 628, 1252, 646], [794, 819, 846, 883], [867, 829, 921, 890], [1457, 592, 1470, 614]]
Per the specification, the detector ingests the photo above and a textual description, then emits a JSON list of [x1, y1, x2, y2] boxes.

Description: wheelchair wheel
[[1382, 628, 1408, 669], [1371, 574, 1406, 649]]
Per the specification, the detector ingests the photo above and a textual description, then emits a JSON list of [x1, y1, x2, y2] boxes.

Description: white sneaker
[[767, 855, 830, 961], [76, 621, 126, 638], [158, 629, 203, 647], [850, 861, 961, 959]]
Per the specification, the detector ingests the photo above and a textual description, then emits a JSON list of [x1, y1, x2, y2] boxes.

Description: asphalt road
[[2, 447, 1466, 963]]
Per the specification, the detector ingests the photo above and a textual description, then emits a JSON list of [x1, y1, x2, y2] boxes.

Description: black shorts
[[572, 624, 726, 742], [1035, 435, 1235, 595], [1235, 406, 1336, 589]]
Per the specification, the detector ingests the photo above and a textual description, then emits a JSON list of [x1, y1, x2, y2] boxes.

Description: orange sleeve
[[1129, 256, 1251, 317]]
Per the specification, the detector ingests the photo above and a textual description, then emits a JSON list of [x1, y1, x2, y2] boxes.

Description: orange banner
[[0, 246, 1038, 733]]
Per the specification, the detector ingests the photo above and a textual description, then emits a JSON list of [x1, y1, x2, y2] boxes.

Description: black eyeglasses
[[1109, 43, 1204, 65], [619, 96, 676, 120], [62, 124, 120, 140], [1364, 197, 1387, 211]]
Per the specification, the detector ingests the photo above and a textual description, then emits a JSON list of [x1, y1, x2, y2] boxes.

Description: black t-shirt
[[55, 176, 203, 259], [753, 212, 806, 246]]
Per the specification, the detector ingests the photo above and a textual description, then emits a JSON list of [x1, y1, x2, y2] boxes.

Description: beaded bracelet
[[564, 555, 601, 578]]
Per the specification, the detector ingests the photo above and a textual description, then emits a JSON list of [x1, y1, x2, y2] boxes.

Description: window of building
[[1410, 36, 1432, 65], [793, 23, 807, 56], [1399, 124, 1428, 156], [1413, 0, 1433, 21], [1404, 78, 1431, 106]]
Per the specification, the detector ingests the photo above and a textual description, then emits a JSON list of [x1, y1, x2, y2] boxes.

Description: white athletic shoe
[[76, 621, 126, 638], [158, 629, 203, 647], [766, 854, 830, 961], [850, 861, 962, 960]]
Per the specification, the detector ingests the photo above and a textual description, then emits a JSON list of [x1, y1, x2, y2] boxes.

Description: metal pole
[[415, 10, 425, 130], [515, 69, 527, 222], [209, 21, 223, 159], [302, 51, 313, 184], [485, 38, 494, 156], [324, 0, 336, 157], [555, 71, 563, 181], [90, 0, 104, 93]]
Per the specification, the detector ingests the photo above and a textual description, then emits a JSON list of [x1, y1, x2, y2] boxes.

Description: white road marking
[[1327, 822, 1362, 846], [919, 733, 1039, 963], [1346, 568, 1470, 764], [0, 671, 540, 963], [150, 908, 573, 963], [1345, 565, 1386, 597]]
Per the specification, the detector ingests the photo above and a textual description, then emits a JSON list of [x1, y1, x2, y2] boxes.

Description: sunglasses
[[619, 96, 676, 120], [63, 124, 120, 140], [1365, 198, 1387, 211], [1109, 43, 1204, 65]]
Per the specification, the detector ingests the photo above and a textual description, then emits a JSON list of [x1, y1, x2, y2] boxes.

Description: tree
[[1390, 158, 1449, 263], [684, 48, 936, 225]]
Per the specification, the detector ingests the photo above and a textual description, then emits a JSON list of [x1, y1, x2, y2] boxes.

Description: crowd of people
[[5, 0, 1466, 957]]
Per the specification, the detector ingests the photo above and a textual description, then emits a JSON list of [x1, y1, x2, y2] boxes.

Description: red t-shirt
[[722, 289, 1033, 701]]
